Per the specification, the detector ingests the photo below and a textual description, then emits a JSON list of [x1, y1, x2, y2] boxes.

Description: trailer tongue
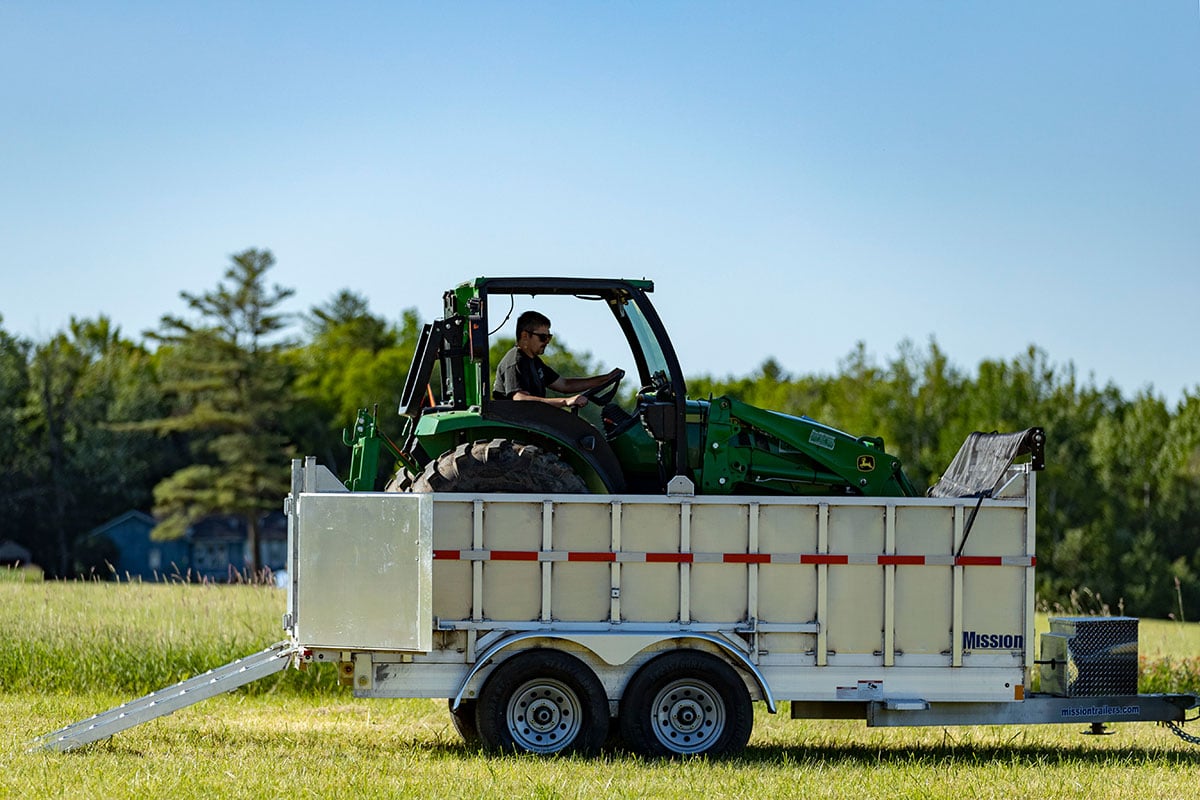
[[35, 439, 1200, 756]]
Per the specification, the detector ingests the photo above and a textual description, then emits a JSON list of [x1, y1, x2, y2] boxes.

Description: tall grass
[[0, 578, 340, 695], [0, 563, 43, 582], [5, 578, 1200, 697]]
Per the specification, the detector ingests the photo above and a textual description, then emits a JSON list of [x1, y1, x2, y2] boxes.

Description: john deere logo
[[857, 455, 875, 472]]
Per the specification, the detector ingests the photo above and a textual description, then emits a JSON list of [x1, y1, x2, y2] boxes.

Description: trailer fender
[[451, 631, 776, 714]]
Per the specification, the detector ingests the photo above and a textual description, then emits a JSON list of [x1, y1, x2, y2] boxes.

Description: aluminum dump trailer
[[38, 456, 1199, 756], [279, 456, 1196, 756]]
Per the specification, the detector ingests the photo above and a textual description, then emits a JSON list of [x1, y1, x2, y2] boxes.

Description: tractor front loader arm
[[700, 397, 917, 497]]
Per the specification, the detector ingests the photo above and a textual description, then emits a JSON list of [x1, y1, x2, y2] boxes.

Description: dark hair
[[517, 310, 551, 334]]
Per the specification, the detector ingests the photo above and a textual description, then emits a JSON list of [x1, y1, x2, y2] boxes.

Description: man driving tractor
[[492, 310, 624, 409]]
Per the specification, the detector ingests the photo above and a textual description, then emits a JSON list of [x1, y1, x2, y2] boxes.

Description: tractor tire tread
[[397, 438, 587, 494]]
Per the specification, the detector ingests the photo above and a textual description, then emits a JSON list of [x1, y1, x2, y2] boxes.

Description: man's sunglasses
[[525, 330, 553, 343]]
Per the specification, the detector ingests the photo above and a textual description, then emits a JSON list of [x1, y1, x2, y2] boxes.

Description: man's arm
[[539, 368, 624, 408], [510, 368, 623, 408], [511, 389, 585, 408], [548, 368, 622, 395]]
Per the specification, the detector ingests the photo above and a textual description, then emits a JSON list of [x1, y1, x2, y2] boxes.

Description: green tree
[[24, 326, 91, 574], [0, 317, 35, 563], [15, 316, 167, 576], [288, 291, 422, 474], [1153, 390, 1200, 615], [1156, 391, 1200, 532], [68, 318, 178, 572], [143, 248, 296, 572], [303, 289, 393, 346]]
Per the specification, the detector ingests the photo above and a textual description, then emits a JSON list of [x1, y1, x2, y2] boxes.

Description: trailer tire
[[619, 651, 753, 758], [475, 650, 609, 755], [448, 699, 479, 746], [403, 439, 587, 494]]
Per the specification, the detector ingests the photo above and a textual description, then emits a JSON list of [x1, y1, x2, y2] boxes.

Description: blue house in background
[[0, 539, 36, 568], [185, 513, 288, 581], [84, 511, 189, 580], [83, 511, 287, 582]]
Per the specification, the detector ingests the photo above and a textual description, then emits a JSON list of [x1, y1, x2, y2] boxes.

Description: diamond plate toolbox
[[1040, 616, 1139, 697]]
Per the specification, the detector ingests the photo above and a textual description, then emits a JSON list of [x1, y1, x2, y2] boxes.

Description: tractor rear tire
[[384, 466, 420, 492], [398, 439, 588, 494]]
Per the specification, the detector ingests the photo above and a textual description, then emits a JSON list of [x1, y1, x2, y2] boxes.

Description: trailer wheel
[[448, 698, 479, 746], [475, 650, 608, 755], [403, 439, 587, 494], [619, 651, 752, 758]]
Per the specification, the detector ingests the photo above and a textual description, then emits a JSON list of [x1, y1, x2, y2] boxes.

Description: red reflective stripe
[[434, 550, 1028, 566], [491, 550, 539, 561], [878, 555, 925, 566], [646, 553, 693, 563], [723, 554, 771, 564], [568, 552, 616, 563], [801, 554, 849, 565]]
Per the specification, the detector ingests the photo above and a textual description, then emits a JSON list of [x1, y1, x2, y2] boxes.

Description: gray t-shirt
[[493, 347, 560, 399]]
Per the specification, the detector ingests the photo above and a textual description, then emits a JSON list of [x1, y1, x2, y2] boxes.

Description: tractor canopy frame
[[409, 277, 692, 482]]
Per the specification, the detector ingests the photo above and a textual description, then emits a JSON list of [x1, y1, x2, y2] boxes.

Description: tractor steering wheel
[[577, 368, 625, 409]]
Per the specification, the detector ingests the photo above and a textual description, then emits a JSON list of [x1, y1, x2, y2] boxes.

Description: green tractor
[[346, 277, 933, 498]]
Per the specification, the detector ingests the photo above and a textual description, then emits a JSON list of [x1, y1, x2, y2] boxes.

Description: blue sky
[[2, 2, 1197, 405]]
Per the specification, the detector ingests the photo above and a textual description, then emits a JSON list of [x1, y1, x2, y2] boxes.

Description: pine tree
[[145, 249, 296, 573]]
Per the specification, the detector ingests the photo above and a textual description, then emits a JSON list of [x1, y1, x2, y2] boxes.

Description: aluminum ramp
[[34, 640, 298, 752]]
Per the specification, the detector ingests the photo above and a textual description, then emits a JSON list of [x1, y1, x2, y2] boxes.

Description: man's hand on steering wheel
[[580, 368, 625, 406]]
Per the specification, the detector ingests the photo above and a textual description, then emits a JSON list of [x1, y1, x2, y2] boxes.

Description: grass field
[[5, 579, 1200, 799]]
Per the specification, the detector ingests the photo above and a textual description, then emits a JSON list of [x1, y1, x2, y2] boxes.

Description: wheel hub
[[527, 697, 560, 731], [506, 679, 583, 753], [652, 679, 726, 754], [672, 701, 701, 730]]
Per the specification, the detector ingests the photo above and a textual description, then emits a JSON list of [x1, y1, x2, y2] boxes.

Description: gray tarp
[[927, 428, 1045, 498]]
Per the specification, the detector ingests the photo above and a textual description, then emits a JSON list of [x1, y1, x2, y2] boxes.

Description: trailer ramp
[[34, 640, 298, 753]]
